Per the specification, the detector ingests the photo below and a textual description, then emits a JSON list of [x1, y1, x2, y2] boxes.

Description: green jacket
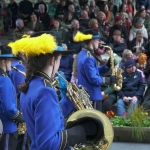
[[101, 86, 117, 100], [13, 27, 29, 41], [50, 28, 66, 43]]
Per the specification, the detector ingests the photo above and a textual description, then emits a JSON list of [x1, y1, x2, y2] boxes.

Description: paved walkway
[[109, 142, 150, 150]]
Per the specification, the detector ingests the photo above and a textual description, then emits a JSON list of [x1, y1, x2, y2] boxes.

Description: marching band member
[[74, 29, 117, 111], [0, 45, 24, 150], [9, 32, 99, 150], [9, 52, 29, 150]]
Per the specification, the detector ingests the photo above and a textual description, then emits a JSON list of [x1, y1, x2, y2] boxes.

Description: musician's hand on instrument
[[123, 96, 129, 102], [13, 112, 24, 123], [105, 58, 111, 68], [110, 76, 117, 84]]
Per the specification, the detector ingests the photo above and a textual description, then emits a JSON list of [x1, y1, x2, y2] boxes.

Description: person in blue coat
[[9, 32, 100, 150], [136, 0, 150, 12], [9, 53, 29, 150], [74, 29, 117, 111], [9, 53, 26, 95], [0, 45, 24, 150]]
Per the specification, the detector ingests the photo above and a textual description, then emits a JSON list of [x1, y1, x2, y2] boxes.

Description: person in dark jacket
[[129, 30, 148, 55], [136, 0, 150, 12], [27, 13, 43, 32], [117, 59, 145, 116], [109, 30, 127, 56], [36, 4, 50, 31], [55, 0, 67, 20], [7, 0, 18, 28], [19, 0, 33, 26], [109, 16, 128, 43], [34, 0, 47, 13]]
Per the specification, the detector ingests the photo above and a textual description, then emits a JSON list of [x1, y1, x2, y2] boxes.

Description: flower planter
[[113, 126, 150, 143]]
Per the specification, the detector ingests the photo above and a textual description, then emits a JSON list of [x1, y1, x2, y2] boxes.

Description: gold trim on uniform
[[59, 131, 63, 150], [59, 130, 68, 150], [11, 111, 20, 119]]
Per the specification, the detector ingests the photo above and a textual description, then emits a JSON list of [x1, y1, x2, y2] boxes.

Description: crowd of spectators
[[1, 0, 150, 115]]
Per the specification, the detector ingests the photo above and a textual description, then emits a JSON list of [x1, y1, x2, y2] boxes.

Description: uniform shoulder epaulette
[[43, 79, 52, 88], [87, 51, 92, 57], [18, 60, 22, 64]]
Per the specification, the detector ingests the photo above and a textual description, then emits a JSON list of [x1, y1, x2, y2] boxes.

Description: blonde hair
[[120, 12, 128, 18], [122, 49, 133, 61], [88, 18, 98, 28], [97, 11, 106, 19]]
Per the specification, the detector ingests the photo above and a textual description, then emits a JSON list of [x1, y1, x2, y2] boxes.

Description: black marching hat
[[0, 45, 15, 58]]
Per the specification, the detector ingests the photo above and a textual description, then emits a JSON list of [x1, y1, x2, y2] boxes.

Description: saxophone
[[56, 72, 114, 150], [102, 45, 123, 91]]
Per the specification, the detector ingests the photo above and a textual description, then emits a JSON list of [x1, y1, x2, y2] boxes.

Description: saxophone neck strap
[[87, 48, 102, 63]]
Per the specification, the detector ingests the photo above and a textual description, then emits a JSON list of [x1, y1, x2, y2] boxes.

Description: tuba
[[101, 45, 123, 91], [56, 72, 114, 150]]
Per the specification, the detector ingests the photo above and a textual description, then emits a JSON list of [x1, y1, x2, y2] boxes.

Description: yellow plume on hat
[[8, 34, 57, 57], [74, 31, 92, 42]]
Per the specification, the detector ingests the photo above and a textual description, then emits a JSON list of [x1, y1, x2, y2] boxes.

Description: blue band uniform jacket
[[0, 68, 20, 133], [20, 72, 75, 150], [77, 49, 109, 101], [9, 58, 26, 95]]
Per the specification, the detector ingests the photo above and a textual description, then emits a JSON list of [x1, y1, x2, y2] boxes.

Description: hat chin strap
[[51, 59, 56, 78]]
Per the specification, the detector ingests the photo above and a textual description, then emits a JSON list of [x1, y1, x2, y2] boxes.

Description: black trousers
[[93, 100, 102, 111], [0, 132, 17, 150], [16, 132, 30, 150], [102, 97, 116, 113]]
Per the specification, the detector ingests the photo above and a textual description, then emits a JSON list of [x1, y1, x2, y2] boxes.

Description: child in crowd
[[119, 49, 145, 81]]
